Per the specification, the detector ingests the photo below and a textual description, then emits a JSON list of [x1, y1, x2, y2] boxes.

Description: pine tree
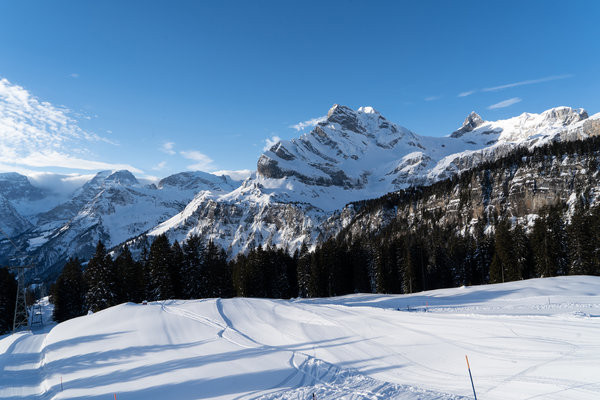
[[489, 220, 514, 283], [170, 241, 185, 298], [115, 245, 145, 303], [147, 234, 175, 301], [0, 267, 17, 334], [568, 200, 595, 275], [203, 241, 232, 298], [84, 241, 119, 312], [52, 258, 86, 322], [296, 243, 311, 298], [182, 234, 205, 299]]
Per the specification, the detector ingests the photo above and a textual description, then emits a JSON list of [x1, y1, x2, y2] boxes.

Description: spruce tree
[[203, 240, 232, 298], [84, 241, 119, 312], [170, 241, 185, 298], [182, 234, 205, 299], [568, 201, 595, 275], [147, 234, 175, 301], [52, 258, 86, 322], [489, 220, 513, 283], [296, 243, 311, 298], [115, 245, 145, 303]]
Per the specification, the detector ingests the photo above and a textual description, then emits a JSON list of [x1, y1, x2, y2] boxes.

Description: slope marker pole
[[465, 355, 477, 399]]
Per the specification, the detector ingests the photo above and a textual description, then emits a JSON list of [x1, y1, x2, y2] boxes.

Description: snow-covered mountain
[[145, 104, 600, 255], [0, 170, 240, 280], [1, 104, 599, 278]]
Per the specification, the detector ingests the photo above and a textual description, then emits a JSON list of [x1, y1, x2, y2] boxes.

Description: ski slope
[[1, 276, 600, 399]]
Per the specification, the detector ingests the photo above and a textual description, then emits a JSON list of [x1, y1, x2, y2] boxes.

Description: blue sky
[[0, 0, 599, 180]]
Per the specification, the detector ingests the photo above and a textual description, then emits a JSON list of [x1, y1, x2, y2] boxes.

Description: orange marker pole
[[114, 394, 117, 400], [465, 355, 477, 400]]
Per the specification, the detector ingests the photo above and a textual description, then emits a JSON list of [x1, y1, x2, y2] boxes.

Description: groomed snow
[[1, 276, 600, 399]]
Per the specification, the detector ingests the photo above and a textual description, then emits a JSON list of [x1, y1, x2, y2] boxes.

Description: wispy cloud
[[211, 169, 253, 181], [290, 116, 326, 131], [180, 150, 215, 171], [487, 97, 522, 110], [160, 142, 176, 155], [458, 90, 476, 97], [152, 161, 167, 170], [424, 95, 442, 102], [263, 135, 281, 151], [69, 73, 79, 79], [483, 74, 573, 92], [0, 77, 140, 172]]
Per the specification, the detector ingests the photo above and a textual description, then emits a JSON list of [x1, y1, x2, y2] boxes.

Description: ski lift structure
[[1, 226, 44, 331]]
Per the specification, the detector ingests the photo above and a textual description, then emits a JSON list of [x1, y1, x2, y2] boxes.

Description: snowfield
[[1, 276, 600, 399]]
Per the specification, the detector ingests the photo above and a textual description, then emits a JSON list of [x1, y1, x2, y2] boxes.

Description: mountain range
[[1, 104, 599, 280]]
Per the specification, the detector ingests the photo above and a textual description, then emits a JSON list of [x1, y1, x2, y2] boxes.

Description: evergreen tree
[[146, 234, 175, 300], [203, 240, 232, 298], [170, 241, 185, 298], [489, 220, 513, 283], [182, 234, 205, 299], [0, 267, 17, 334], [115, 245, 145, 303], [52, 258, 86, 322], [84, 241, 119, 312], [296, 243, 311, 298], [568, 201, 595, 275]]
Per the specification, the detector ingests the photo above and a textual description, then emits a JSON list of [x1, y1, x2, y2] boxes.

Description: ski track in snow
[[1, 276, 600, 399]]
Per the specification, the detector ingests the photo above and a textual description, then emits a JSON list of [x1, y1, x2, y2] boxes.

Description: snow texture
[[1, 276, 600, 399]]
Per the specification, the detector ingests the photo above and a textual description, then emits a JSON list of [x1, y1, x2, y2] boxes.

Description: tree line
[[46, 197, 600, 325]]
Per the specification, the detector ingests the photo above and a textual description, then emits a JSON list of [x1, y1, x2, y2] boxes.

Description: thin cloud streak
[[161, 142, 176, 155], [424, 95, 442, 101], [180, 150, 215, 171], [458, 90, 476, 97], [488, 97, 522, 110], [290, 116, 326, 131], [483, 74, 573, 92]]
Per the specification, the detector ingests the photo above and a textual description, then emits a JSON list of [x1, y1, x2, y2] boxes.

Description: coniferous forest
[[43, 197, 600, 326]]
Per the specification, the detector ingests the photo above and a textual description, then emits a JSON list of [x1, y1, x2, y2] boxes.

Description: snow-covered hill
[[2, 275, 600, 399]]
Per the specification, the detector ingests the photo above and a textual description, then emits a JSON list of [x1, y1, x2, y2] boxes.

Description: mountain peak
[[106, 170, 139, 185], [540, 106, 588, 125], [326, 104, 364, 133], [451, 111, 485, 138]]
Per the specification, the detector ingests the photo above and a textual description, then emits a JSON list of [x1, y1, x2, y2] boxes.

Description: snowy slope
[[1, 276, 600, 399]]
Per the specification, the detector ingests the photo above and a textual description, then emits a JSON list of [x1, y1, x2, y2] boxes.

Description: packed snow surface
[[1, 276, 600, 399]]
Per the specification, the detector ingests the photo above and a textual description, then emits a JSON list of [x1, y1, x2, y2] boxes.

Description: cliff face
[[335, 141, 600, 242]]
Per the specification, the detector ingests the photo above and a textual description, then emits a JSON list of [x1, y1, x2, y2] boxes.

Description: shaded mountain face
[[1, 105, 599, 281]]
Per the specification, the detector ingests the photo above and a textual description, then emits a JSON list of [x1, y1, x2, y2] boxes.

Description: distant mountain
[[1, 104, 598, 281], [0, 170, 240, 280]]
